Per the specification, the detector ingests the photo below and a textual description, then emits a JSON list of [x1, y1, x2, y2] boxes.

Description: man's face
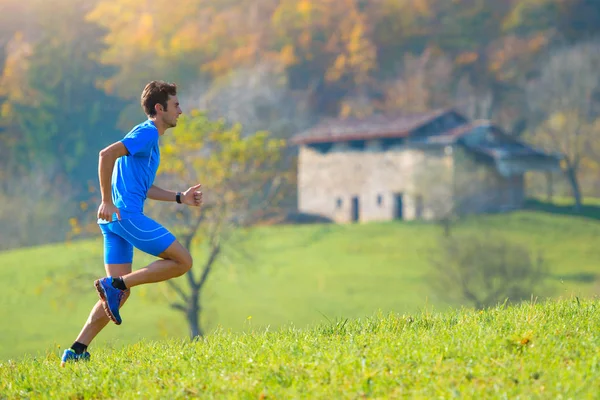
[[160, 95, 182, 128]]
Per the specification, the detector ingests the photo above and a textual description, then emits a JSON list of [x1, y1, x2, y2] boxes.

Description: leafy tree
[[85, 0, 207, 99], [0, 31, 32, 175], [526, 41, 600, 210], [148, 110, 289, 338], [0, 0, 125, 187], [378, 47, 455, 114], [505, 0, 600, 42], [423, 0, 550, 132]]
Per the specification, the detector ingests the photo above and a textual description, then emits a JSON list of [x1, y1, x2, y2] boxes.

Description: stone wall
[[452, 149, 525, 214], [297, 141, 454, 222]]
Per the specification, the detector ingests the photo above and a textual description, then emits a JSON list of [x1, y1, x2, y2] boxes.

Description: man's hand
[[182, 183, 203, 207], [98, 201, 121, 222]]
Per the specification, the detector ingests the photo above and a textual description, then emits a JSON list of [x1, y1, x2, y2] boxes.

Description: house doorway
[[394, 193, 404, 220], [351, 196, 360, 222]]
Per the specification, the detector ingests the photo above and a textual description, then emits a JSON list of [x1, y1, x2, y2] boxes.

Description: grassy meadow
[[1, 298, 599, 398], [1, 200, 600, 365]]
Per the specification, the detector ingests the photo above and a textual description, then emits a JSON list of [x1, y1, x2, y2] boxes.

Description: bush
[[428, 233, 550, 309]]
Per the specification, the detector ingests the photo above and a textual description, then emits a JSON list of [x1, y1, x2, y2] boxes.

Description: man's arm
[[97, 141, 129, 221], [147, 185, 178, 202], [148, 184, 203, 207]]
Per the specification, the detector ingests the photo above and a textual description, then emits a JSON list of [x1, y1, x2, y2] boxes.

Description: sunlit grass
[[1, 205, 600, 364], [1, 298, 599, 398]]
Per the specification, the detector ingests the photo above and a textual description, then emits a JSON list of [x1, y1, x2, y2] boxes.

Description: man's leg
[[121, 240, 192, 288], [61, 263, 132, 366], [95, 216, 192, 325], [74, 263, 132, 346]]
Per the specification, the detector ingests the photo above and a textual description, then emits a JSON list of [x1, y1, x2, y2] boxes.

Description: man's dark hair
[[141, 81, 177, 117]]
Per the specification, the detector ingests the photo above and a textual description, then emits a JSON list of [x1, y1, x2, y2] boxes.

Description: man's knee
[[170, 248, 193, 276], [160, 241, 193, 275], [175, 251, 193, 275]]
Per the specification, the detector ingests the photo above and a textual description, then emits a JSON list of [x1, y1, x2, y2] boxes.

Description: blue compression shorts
[[99, 214, 177, 264]]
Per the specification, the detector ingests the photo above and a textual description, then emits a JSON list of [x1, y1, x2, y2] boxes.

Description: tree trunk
[[184, 241, 220, 340], [187, 289, 203, 339], [565, 166, 582, 212]]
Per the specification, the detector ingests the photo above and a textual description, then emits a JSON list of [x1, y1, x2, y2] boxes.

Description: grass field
[[1, 298, 599, 398], [1, 202, 600, 364]]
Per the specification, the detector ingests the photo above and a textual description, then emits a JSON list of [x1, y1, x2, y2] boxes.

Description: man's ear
[[154, 103, 163, 114]]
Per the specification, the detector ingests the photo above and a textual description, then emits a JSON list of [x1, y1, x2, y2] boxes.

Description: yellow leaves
[[279, 44, 298, 66], [455, 51, 479, 65], [326, 54, 347, 82], [1, 103, 13, 119], [169, 23, 204, 54], [85, 0, 210, 96], [581, 157, 600, 172], [162, 143, 177, 156], [502, 0, 557, 32], [548, 112, 568, 131], [0, 31, 33, 105], [559, 158, 569, 170], [339, 102, 353, 118], [297, 0, 313, 16], [68, 217, 81, 235], [346, 21, 377, 83], [412, 0, 432, 16], [158, 110, 285, 199], [323, 10, 376, 85], [528, 33, 549, 53], [136, 13, 155, 51]]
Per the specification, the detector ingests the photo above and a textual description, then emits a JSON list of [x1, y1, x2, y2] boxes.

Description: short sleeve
[[121, 126, 159, 156]]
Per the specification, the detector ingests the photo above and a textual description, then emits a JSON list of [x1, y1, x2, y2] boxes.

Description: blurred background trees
[[2, 0, 600, 249]]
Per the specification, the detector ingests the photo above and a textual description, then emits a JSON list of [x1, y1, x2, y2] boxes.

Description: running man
[[61, 81, 202, 366]]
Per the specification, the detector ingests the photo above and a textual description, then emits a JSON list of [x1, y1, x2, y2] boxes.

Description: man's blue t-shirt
[[106, 120, 160, 221]]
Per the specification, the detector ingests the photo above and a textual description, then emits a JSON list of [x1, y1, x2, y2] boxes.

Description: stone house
[[290, 108, 561, 223]]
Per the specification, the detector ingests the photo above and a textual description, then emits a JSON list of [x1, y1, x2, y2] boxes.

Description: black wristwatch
[[176, 192, 182, 204]]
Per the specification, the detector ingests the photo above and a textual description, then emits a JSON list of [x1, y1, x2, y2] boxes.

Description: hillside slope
[[1, 209, 600, 362], [1, 298, 599, 398]]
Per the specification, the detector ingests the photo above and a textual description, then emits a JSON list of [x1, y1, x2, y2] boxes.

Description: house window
[[336, 198, 343, 208], [308, 142, 333, 154], [348, 140, 366, 151], [381, 137, 404, 151], [377, 194, 383, 206]]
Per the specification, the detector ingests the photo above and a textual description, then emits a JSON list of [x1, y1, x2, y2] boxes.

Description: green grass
[[1, 298, 599, 398], [1, 204, 600, 364]]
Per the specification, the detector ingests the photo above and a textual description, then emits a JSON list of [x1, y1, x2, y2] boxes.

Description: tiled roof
[[424, 120, 488, 144], [290, 110, 561, 166], [291, 108, 456, 144]]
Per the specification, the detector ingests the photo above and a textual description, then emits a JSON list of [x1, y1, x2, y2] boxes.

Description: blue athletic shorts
[[98, 214, 177, 264]]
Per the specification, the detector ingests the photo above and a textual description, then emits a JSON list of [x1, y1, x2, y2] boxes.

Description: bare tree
[[428, 233, 549, 309], [526, 41, 600, 211]]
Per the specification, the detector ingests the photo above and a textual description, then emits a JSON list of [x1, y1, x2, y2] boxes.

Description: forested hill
[[1, 0, 600, 249]]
